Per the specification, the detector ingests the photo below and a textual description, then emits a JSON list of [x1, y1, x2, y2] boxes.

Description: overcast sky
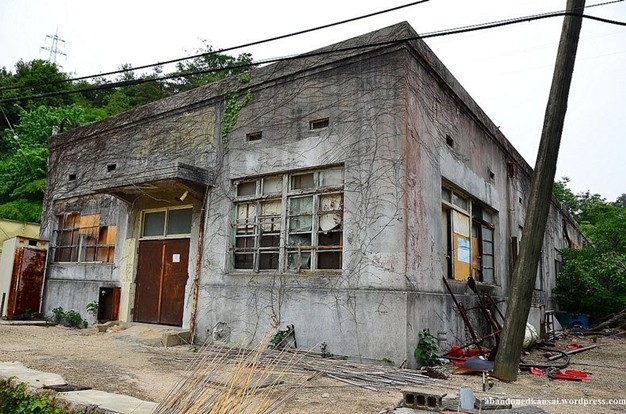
[[1, 0, 624, 201]]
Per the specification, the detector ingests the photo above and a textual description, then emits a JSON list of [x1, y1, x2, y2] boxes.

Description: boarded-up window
[[442, 186, 497, 284], [54, 213, 116, 263]]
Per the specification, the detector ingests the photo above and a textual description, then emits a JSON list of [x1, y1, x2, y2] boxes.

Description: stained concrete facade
[[41, 23, 584, 364]]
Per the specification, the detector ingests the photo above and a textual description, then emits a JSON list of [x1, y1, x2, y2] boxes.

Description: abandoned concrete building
[[41, 22, 584, 364]]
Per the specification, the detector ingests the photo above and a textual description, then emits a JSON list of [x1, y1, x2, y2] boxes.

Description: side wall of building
[[403, 41, 582, 349]]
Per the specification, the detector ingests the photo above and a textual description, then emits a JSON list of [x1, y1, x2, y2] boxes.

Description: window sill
[[229, 270, 342, 277], [50, 261, 114, 265]]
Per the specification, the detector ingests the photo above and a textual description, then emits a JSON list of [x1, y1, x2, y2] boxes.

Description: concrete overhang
[[91, 163, 211, 203]]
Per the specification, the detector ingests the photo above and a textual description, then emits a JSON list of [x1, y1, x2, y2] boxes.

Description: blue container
[[555, 312, 590, 328]]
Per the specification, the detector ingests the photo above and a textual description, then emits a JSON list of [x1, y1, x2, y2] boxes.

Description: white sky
[[1, 0, 624, 201]]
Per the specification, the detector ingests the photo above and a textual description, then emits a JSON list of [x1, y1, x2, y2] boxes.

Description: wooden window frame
[[441, 185, 497, 284], [53, 212, 117, 263], [140, 206, 194, 239], [232, 167, 344, 273]]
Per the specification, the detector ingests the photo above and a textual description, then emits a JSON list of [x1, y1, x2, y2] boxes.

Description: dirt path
[[1, 324, 624, 413]]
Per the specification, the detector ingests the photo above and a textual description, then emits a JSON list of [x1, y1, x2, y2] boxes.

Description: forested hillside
[[0, 46, 252, 222]]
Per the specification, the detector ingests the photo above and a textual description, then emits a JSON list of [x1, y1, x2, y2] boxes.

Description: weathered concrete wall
[[40, 22, 586, 364], [402, 31, 584, 349], [40, 194, 126, 317], [194, 47, 411, 361]]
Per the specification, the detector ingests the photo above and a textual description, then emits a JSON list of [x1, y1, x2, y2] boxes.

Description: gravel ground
[[0, 323, 624, 413]]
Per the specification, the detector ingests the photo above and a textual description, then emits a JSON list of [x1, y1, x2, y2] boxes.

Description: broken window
[[232, 167, 344, 273], [442, 185, 496, 284], [53, 213, 117, 263]]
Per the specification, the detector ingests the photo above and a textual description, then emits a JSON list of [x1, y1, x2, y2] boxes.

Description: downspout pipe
[[188, 192, 207, 344]]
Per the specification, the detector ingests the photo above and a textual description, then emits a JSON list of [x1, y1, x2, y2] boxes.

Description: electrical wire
[[0, 10, 624, 104], [0, 0, 432, 92], [0, 0, 621, 93]]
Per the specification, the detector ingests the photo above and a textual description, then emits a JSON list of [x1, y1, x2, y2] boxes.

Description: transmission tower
[[40, 29, 67, 67]]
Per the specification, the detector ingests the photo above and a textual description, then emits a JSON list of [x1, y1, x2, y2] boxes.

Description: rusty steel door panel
[[134, 240, 163, 324], [7, 247, 47, 316], [160, 239, 189, 326], [134, 239, 189, 326]]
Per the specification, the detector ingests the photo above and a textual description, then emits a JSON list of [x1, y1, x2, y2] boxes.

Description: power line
[[0, 0, 432, 92], [1, 10, 624, 105], [1, 0, 620, 94]]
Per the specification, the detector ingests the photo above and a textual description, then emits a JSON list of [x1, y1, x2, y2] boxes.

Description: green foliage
[[554, 248, 626, 319], [51, 307, 65, 323], [0, 379, 74, 414], [50, 307, 87, 329], [0, 199, 42, 222], [0, 104, 89, 222], [86, 301, 98, 321], [221, 76, 252, 140], [414, 329, 439, 367], [382, 357, 395, 366], [320, 342, 333, 358], [268, 325, 295, 350], [553, 179, 626, 320], [174, 41, 253, 92], [0, 46, 253, 223]]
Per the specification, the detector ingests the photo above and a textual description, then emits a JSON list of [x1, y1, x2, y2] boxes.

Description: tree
[[0, 45, 254, 223], [553, 184, 626, 320], [0, 60, 74, 130], [172, 41, 253, 92], [0, 105, 87, 222]]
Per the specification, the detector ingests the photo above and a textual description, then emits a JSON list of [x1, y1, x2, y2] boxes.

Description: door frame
[[132, 205, 194, 326]]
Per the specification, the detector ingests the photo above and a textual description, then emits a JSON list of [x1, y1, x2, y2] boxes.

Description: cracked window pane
[[289, 216, 312, 232], [260, 200, 281, 232], [288, 233, 311, 246], [288, 251, 311, 271], [289, 196, 313, 215]]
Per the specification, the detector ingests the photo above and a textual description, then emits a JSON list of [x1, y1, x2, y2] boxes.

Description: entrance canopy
[[91, 163, 211, 203]]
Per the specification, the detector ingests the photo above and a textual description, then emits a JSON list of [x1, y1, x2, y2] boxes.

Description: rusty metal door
[[134, 238, 189, 326], [8, 247, 47, 316]]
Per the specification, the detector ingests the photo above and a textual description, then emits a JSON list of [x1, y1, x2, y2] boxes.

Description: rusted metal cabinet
[[0, 236, 49, 318]]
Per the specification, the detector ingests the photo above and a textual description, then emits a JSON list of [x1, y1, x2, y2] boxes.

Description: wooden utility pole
[[494, 0, 585, 382]]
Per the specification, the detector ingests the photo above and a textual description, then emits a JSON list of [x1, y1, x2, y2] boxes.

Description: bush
[[0, 379, 74, 413], [50, 307, 88, 329], [554, 247, 626, 320], [414, 329, 440, 367]]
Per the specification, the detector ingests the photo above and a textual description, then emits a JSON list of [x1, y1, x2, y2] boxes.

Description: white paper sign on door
[[172, 254, 180, 263]]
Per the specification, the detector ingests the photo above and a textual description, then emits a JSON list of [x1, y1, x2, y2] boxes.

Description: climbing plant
[[220, 73, 252, 140], [414, 329, 440, 367]]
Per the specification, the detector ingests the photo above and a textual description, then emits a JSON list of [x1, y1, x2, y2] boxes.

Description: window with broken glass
[[232, 167, 344, 273], [441, 186, 496, 284], [53, 213, 117, 263]]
